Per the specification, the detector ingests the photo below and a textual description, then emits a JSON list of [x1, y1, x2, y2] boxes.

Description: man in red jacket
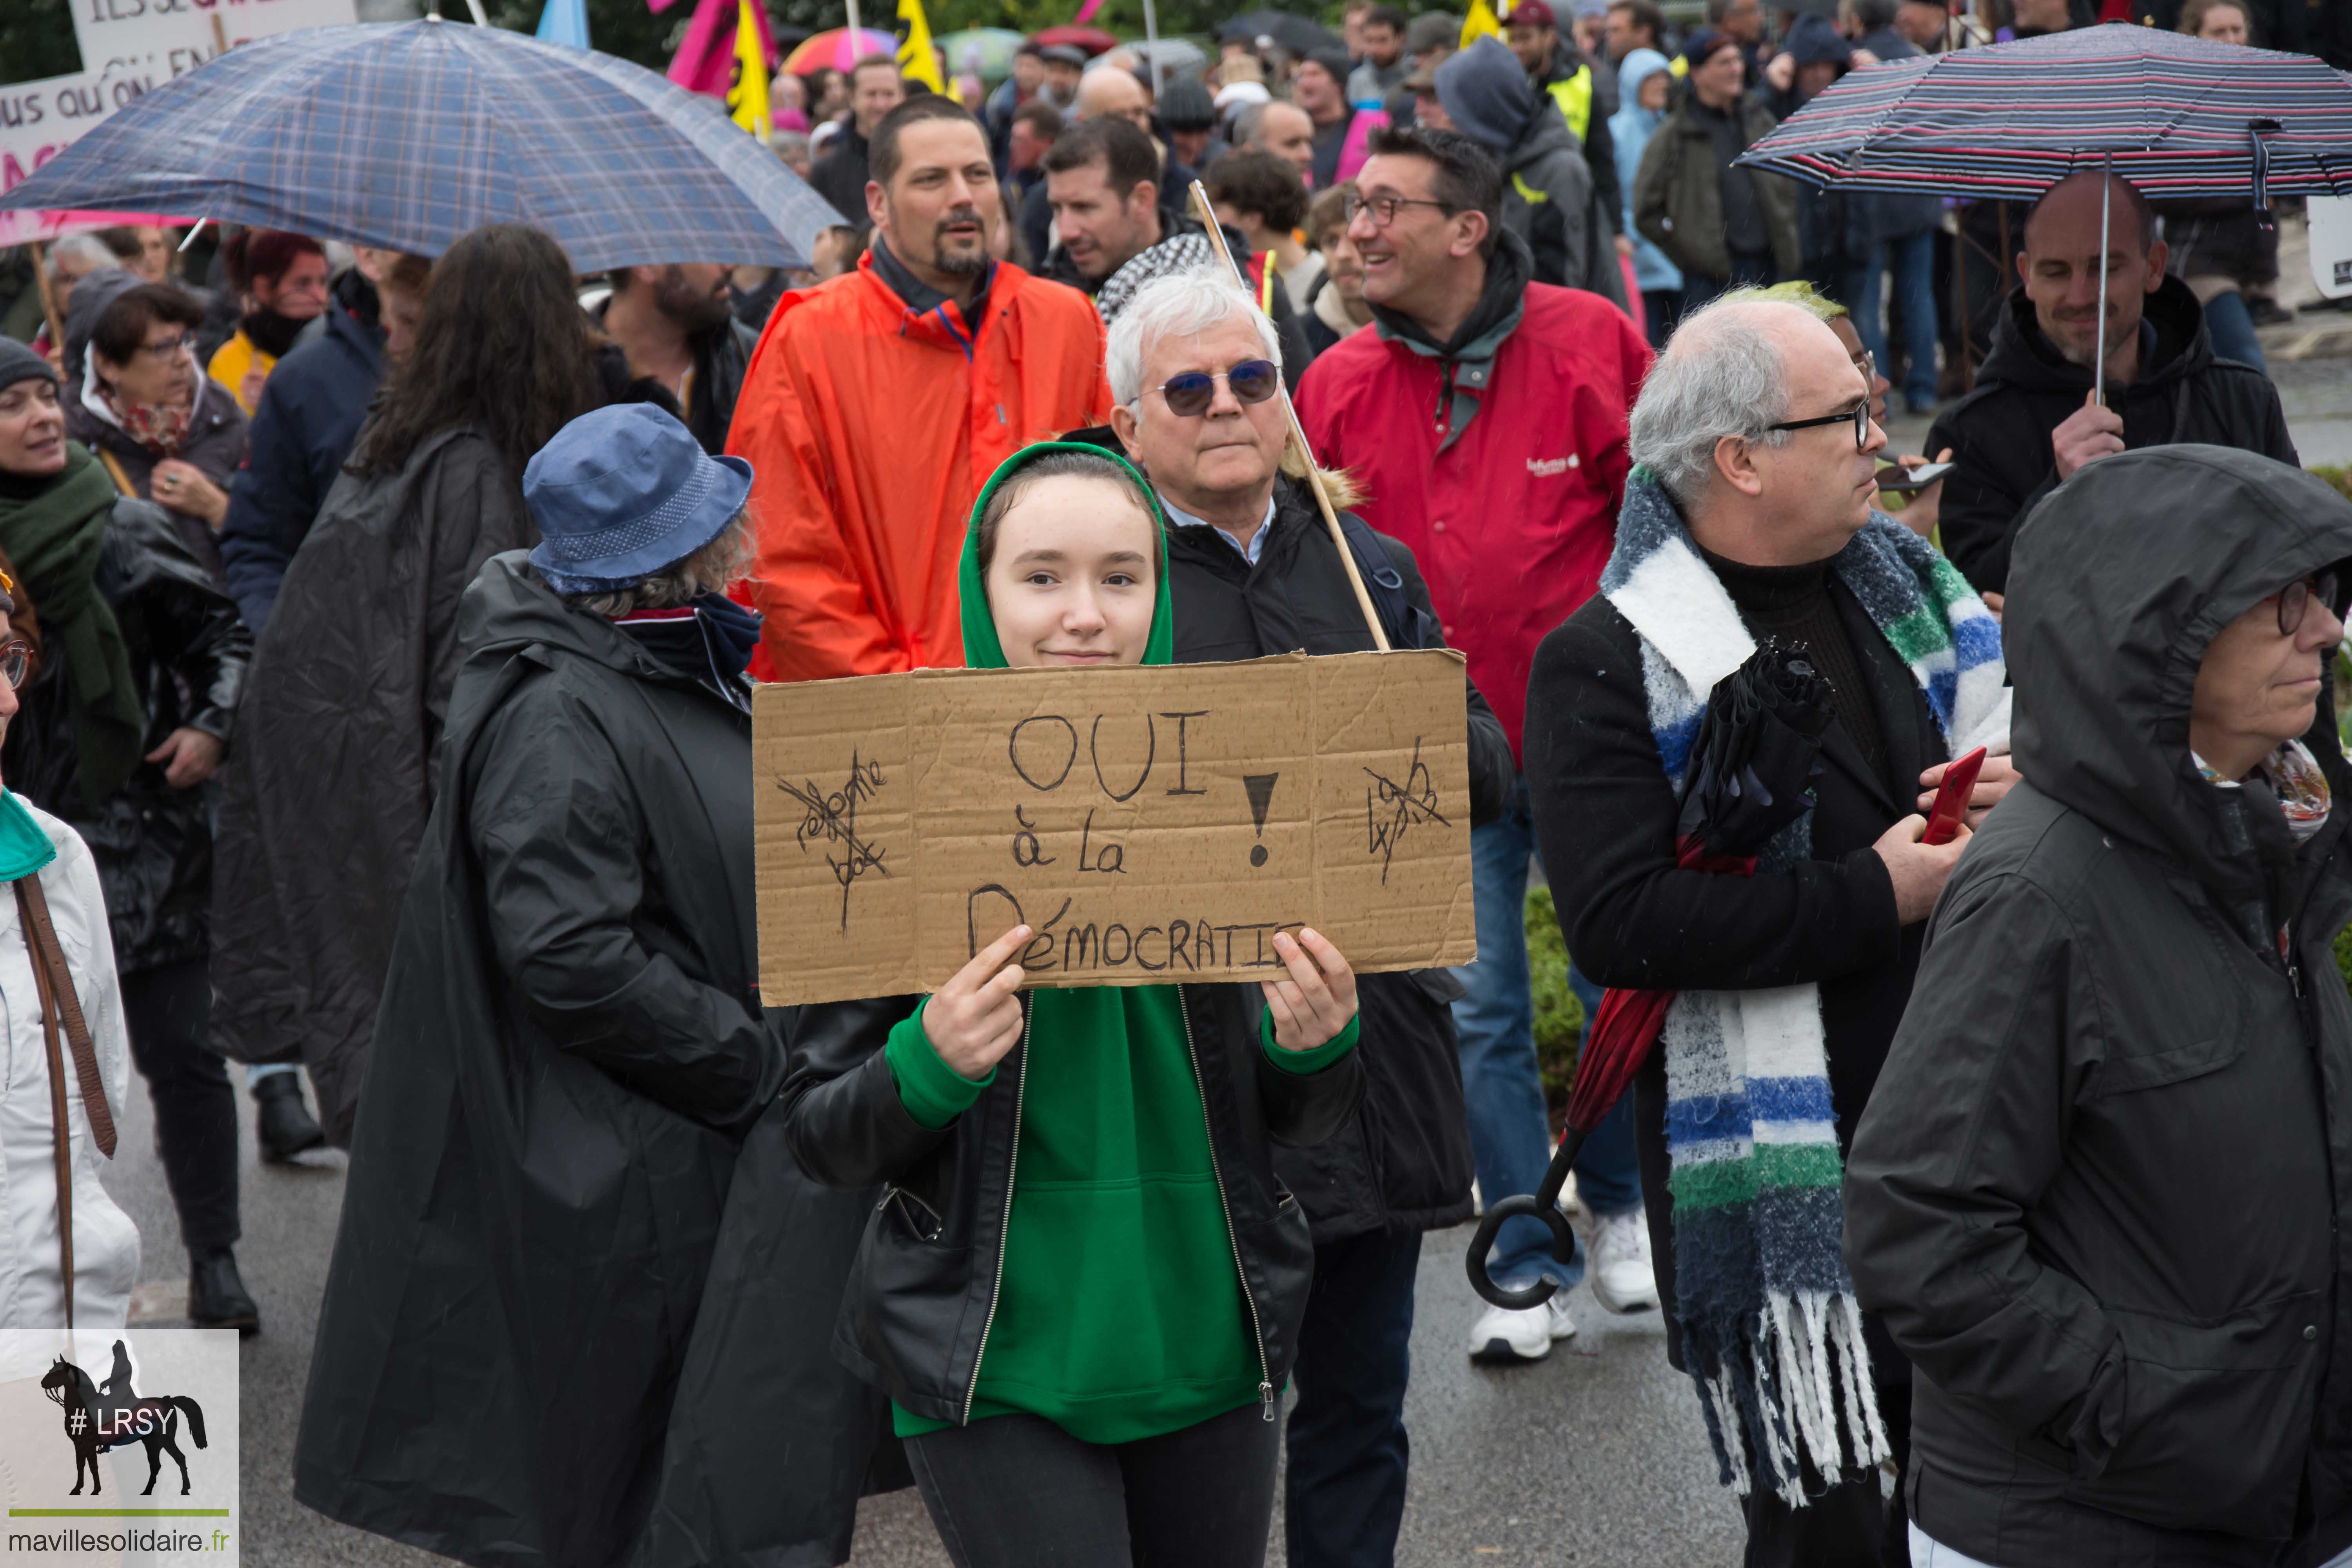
[[1297, 124, 1654, 1365]]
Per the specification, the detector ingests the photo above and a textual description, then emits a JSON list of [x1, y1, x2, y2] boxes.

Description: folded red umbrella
[[1467, 641, 1828, 1310]]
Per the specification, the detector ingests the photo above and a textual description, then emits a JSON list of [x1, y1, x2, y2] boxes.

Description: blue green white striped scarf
[[1599, 465, 2008, 1504]]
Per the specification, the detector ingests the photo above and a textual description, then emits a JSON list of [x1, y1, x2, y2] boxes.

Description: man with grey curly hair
[[1524, 291, 2016, 1564]]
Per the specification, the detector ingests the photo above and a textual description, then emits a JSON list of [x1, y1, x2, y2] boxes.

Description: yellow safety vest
[[1544, 63, 1593, 144]]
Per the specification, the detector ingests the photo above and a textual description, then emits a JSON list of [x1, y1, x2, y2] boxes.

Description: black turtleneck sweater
[[1699, 544, 1889, 787]]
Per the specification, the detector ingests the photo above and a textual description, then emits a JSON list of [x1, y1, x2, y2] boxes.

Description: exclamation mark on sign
[[1243, 773, 1279, 868]]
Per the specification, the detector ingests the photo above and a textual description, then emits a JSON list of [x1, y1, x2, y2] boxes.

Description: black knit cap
[[1159, 76, 1216, 131], [0, 336, 57, 397], [1304, 47, 1354, 90]]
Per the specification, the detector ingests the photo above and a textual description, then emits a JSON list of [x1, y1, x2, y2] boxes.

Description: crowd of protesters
[[0, 1, 2349, 1566]]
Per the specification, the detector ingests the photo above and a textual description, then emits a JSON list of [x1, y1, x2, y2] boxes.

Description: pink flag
[[1073, 0, 1105, 21], [667, 0, 773, 94]]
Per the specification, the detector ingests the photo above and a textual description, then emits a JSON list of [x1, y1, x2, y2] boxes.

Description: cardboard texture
[[754, 651, 1477, 1007]]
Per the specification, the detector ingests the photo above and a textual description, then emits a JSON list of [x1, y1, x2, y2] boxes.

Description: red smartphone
[[1922, 746, 1988, 846]]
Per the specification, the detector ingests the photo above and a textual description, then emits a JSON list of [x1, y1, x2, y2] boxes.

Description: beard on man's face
[[924, 203, 992, 277], [655, 267, 735, 333]]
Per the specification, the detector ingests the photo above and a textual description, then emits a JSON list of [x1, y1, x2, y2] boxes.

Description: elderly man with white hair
[[1080, 266, 1512, 1568], [1524, 291, 2014, 1568]]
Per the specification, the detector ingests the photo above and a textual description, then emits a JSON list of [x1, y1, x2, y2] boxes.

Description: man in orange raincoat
[[728, 96, 1114, 682]]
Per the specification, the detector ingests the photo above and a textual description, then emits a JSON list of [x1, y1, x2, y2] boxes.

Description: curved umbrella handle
[[1463, 1126, 1589, 1310]]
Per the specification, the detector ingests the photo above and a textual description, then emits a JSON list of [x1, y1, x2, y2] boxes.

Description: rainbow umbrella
[[782, 27, 898, 74]]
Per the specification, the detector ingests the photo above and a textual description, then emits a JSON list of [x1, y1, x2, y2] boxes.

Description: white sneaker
[[1588, 1208, 1659, 1314], [1467, 1293, 1577, 1363]]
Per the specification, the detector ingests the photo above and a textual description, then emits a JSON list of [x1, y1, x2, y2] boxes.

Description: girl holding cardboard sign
[[779, 443, 1365, 1568]]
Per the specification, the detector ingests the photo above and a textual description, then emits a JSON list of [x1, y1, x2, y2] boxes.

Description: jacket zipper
[[964, 996, 1033, 1424], [1178, 988, 1277, 1422]]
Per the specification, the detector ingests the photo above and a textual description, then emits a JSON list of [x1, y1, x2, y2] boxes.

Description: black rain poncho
[[293, 553, 797, 1567]]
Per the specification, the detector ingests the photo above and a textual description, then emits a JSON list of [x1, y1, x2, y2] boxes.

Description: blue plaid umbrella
[[0, 19, 842, 270]]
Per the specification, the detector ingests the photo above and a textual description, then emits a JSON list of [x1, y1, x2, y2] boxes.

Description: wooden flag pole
[[1186, 181, 1392, 653], [25, 243, 66, 363]]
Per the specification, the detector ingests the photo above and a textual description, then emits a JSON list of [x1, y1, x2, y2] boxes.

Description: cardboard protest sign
[[755, 650, 1476, 1007]]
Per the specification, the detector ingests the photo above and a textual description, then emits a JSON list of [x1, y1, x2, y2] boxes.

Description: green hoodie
[[884, 443, 1356, 1446]]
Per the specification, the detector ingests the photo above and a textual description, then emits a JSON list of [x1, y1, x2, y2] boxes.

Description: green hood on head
[[957, 441, 1176, 671]]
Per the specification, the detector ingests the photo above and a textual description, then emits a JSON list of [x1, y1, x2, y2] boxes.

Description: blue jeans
[[1453, 775, 1644, 1294], [2202, 288, 2267, 375], [1849, 229, 1941, 412], [1641, 288, 1683, 351], [1680, 251, 1776, 316]]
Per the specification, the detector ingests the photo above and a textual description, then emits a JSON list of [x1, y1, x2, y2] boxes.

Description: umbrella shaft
[[2096, 152, 2111, 407]]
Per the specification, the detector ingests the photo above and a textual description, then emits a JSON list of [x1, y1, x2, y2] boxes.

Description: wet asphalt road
[[107, 1075, 1747, 1568]]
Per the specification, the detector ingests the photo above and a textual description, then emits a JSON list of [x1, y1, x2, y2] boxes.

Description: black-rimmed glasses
[[1768, 394, 1873, 452], [1343, 193, 1453, 228]]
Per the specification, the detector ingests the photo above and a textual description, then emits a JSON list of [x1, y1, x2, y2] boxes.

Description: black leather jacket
[[780, 982, 1365, 1426], [4, 498, 249, 975]]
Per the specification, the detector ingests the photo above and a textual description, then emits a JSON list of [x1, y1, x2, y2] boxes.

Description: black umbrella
[[1675, 640, 1833, 856], [1466, 643, 1831, 1310], [1218, 9, 1346, 56]]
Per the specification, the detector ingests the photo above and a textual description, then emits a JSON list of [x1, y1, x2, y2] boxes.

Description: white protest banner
[[3, 0, 359, 246]]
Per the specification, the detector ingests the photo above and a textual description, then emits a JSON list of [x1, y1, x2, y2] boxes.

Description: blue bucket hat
[[524, 403, 754, 594]]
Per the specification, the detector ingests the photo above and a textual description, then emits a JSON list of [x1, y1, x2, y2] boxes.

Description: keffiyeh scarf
[[1599, 466, 2009, 1505], [1094, 233, 1218, 325]]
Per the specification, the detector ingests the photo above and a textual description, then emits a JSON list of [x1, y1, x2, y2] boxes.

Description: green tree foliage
[[1, 0, 83, 87], [481, 0, 688, 71], [428, 0, 1364, 78]]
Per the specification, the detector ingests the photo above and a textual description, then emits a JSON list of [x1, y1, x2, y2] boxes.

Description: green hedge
[[1526, 888, 1583, 1122]]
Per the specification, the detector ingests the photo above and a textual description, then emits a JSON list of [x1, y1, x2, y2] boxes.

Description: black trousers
[[904, 1401, 1280, 1568], [1285, 1228, 1421, 1568], [1739, 1374, 1912, 1568], [122, 957, 239, 1256]]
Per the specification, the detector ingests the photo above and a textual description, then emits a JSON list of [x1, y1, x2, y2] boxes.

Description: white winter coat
[[0, 804, 136, 1330]]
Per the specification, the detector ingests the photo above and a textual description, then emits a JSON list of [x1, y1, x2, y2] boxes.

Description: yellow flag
[[897, 0, 948, 96], [1460, 0, 1503, 48], [728, 0, 770, 140]]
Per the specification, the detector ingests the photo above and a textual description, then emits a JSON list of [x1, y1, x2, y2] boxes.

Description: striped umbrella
[[1737, 27, 2352, 203], [1736, 25, 2352, 397], [0, 19, 843, 270]]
